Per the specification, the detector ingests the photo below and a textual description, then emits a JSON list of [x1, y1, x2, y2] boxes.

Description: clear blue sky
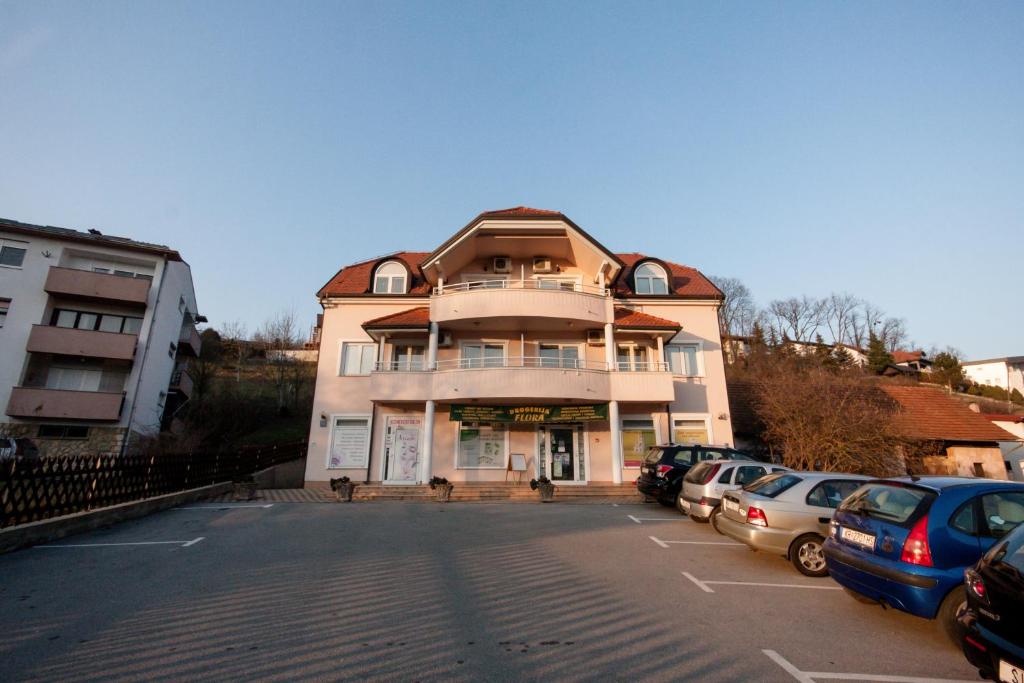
[[1, 1, 1021, 358]]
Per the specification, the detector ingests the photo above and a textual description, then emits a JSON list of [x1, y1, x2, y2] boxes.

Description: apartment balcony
[[6, 387, 125, 421], [26, 325, 138, 361], [170, 367, 194, 397], [44, 267, 150, 307], [367, 358, 675, 403], [430, 280, 610, 327], [177, 324, 201, 357]]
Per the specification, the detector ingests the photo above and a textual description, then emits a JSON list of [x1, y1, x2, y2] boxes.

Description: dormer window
[[373, 261, 407, 294], [634, 262, 668, 295]]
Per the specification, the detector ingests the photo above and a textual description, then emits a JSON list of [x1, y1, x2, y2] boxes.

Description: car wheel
[[691, 514, 709, 524], [843, 587, 877, 604], [709, 506, 724, 533], [790, 534, 828, 577], [937, 586, 967, 647]]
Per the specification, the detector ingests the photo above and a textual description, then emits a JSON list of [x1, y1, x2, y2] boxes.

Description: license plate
[[724, 498, 739, 513], [840, 527, 876, 550], [1000, 659, 1024, 683]]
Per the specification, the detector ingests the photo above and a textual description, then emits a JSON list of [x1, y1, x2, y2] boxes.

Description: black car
[[636, 444, 755, 508], [959, 520, 1024, 681]]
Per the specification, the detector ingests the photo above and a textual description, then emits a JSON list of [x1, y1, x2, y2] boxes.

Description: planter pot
[[434, 483, 454, 502], [334, 482, 357, 502], [232, 481, 257, 501], [537, 483, 555, 502]]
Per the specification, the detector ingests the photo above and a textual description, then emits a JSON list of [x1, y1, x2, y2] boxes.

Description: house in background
[[0, 217, 201, 456], [982, 413, 1024, 481], [963, 356, 1024, 395], [305, 207, 734, 488]]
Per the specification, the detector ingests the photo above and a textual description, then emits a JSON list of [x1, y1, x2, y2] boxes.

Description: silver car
[[716, 471, 871, 576], [678, 459, 792, 524]]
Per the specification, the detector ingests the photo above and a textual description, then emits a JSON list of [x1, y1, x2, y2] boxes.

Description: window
[[633, 262, 668, 295], [539, 344, 580, 369], [0, 239, 28, 268], [457, 423, 507, 468], [45, 366, 102, 392], [671, 448, 696, 466], [617, 345, 650, 371], [673, 418, 709, 445], [37, 425, 90, 439], [50, 308, 143, 334], [0, 299, 9, 328], [341, 342, 376, 375], [734, 465, 768, 486], [979, 491, 1024, 539], [666, 344, 701, 376], [622, 418, 656, 467], [746, 473, 802, 498], [537, 278, 576, 291], [392, 345, 424, 371], [327, 416, 370, 469], [462, 343, 504, 368], [839, 484, 935, 526], [806, 480, 864, 509], [373, 261, 407, 294], [950, 500, 978, 535]]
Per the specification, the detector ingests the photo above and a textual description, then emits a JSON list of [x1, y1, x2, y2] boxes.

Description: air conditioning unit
[[492, 256, 512, 273], [437, 332, 454, 347], [532, 257, 552, 273], [586, 330, 604, 346]]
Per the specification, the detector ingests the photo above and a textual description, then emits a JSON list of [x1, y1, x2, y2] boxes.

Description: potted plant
[[530, 475, 555, 502], [330, 476, 357, 502], [232, 475, 258, 501], [429, 476, 454, 502]]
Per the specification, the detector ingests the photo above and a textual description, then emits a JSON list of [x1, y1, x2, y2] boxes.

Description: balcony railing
[[6, 387, 125, 421], [44, 267, 150, 306], [434, 279, 608, 296], [374, 358, 669, 372], [26, 325, 138, 361]]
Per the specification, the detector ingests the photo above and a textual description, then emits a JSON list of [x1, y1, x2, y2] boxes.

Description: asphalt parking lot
[[0, 501, 980, 682]]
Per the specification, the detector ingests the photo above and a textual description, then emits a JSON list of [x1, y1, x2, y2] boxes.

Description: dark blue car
[[823, 476, 1024, 643]]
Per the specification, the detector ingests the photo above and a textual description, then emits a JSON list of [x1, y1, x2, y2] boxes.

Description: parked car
[[958, 521, 1024, 682], [0, 436, 39, 459], [823, 476, 1024, 643], [636, 444, 755, 507], [679, 460, 792, 525], [716, 471, 872, 576]]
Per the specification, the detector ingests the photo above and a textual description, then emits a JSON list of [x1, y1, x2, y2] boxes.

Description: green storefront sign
[[448, 404, 609, 423]]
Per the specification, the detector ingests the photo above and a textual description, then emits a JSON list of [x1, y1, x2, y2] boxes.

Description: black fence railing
[[0, 441, 307, 528]]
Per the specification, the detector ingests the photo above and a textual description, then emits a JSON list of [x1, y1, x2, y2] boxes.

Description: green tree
[[930, 352, 964, 392], [866, 332, 893, 374]]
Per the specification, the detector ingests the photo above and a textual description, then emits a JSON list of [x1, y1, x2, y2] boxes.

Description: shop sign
[[448, 404, 608, 423]]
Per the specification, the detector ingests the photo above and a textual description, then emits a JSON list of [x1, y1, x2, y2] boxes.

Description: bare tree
[[879, 317, 908, 352], [823, 293, 860, 346], [766, 296, 826, 342], [220, 321, 250, 383], [255, 310, 304, 413], [711, 276, 757, 338], [848, 301, 886, 348]]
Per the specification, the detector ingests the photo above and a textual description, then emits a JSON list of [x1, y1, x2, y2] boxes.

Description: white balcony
[[430, 279, 610, 327]]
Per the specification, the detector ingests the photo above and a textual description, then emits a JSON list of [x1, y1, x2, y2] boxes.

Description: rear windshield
[[744, 473, 801, 498], [685, 462, 714, 483], [839, 484, 935, 525], [644, 447, 667, 464]]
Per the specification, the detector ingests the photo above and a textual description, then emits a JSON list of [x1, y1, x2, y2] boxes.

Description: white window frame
[[390, 342, 426, 371], [536, 341, 585, 368], [616, 343, 655, 371], [373, 261, 408, 294], [338, 340, 377, 376], [326, 413, 372, 470], [535, 423, 591, 485], [378, 413, 425, 483], [0, 238, 29, 270], [459, 273, 508, 289], [453, 421, 511, 470], [634, 262, 669, 295], [621, 413, 662, 468], [459, 340, 508, 368], [532, 275, 583, 291], [670, 413, 714, 446], [0, 299, 9, 328], [665, 341, 705, 377]]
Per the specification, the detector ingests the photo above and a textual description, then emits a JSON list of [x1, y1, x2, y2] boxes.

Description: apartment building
[[0, 217, 201, 456], [305, 207, 734, 487], [963, 356, 1024, 395]]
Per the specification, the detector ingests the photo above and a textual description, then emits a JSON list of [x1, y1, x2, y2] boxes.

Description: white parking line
[[681, 571, 841, 594], [38, 537, 205, 549], [649, 535, 742, 548], [628, 514, 685, 524], [763, 649, 977, 683], [174, 504, 274, 510]]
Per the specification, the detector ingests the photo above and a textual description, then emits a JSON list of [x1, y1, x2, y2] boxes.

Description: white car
[[679, 459, 792, 528]]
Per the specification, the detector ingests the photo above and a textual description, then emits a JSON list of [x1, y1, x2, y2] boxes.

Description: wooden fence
[[0, 441, 307, 528]]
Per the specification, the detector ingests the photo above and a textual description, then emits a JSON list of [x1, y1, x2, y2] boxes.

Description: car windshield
[[744, 473, 801, 497], [839, 484, 934, 525]]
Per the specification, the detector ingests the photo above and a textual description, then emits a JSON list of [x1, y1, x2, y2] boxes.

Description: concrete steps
[[346, 482, 643, 503]]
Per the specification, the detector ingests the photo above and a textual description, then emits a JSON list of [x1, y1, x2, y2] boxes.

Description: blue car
[[823, 476, 1024, 644]]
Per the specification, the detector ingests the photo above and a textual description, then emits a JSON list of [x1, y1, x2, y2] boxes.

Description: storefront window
[[622, 418, 656, 467], [457, 423, 507, 468], [673, 418, 709, 445]]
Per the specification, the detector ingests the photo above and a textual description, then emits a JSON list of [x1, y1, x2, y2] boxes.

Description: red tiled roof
[[982, 413, 1024, 425], [478, 206, 563, 219], [362, 307, 431, 329], [880, 385, 1011, 442], [892, 350, 925, 364], [317, 252, 431, 298], [613, 307, 680, 330], [612, 253, 723, 299]]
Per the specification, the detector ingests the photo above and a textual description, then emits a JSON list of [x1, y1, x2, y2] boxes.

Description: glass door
[[548, 427, 575, 481]]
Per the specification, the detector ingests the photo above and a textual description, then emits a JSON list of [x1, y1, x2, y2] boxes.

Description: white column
[[609, 399, 622, 484], [421, 399, 435, 483], [427, 321, 439, 370], [377, 334, 387, 369], [656, 336, 664, 370], [604, 322, 616, 371], [437, 275, 444, 295]]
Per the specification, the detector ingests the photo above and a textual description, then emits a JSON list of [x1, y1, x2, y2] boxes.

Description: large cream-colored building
[[304, 207, 734, 487]]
